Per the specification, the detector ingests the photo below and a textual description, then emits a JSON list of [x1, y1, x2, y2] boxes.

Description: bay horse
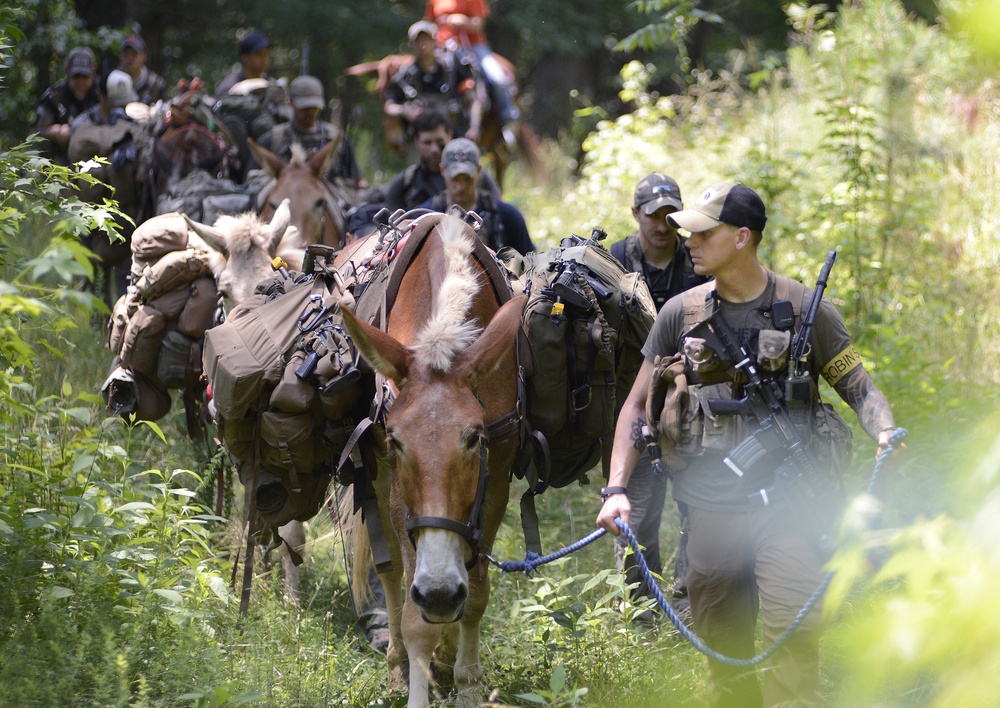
[[338, 212, 526, 707], [144, 79, 239, 219], [345, 53, 546, 189], [248, 138, 348, 250]]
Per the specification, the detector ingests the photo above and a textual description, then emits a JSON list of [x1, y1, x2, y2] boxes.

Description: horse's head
[[249, 138, 344, 249], [153, 125, 227, 193], [341, 216, 525, 623], [183, 198, 295, 312]]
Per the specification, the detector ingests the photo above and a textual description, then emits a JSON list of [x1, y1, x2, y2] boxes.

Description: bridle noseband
[[405, 444, 490, 570], [403, 407, 519, 570]]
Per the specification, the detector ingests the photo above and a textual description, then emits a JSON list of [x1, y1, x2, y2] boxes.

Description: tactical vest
[[657, 274, 853, 472], [673, 276, 806, 457], [610, 234, 706, 310]]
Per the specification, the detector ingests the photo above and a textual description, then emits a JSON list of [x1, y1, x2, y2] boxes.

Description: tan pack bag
[[177, 276, 219, 338], [135, 248, 212, 301], [131, 212, 190, 264], [119, 305, 167, 376], [148, 285, 192, 320], [203, 275, 343, 420]]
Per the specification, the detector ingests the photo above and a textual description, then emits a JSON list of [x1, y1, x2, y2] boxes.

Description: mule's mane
[[211, 212, 274, 255], [288, 142, 308, 167], [412, 216, 483, 372]]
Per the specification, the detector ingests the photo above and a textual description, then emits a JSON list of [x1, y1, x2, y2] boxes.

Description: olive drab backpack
[[202, 245, 365, 531], [503, 228, 657, 553]]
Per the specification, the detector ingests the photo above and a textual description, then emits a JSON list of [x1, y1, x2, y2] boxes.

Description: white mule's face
[[410, 528, 470, 623]]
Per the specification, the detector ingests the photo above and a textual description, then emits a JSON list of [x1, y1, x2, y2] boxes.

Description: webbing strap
[[236, 429, 261, 620], [516, 429, 551, 556], [519, 491, 543, 556]]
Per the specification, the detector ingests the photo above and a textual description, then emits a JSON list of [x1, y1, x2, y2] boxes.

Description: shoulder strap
[[681, 281, 717, 331], [772, 272, 808, 319], [610, 238, 626, 265]]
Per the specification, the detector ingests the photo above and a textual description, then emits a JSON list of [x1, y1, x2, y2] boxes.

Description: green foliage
[[4, 1, 1000, 705], [825, 423, 1000, 707], [615, 0, 723, 75]]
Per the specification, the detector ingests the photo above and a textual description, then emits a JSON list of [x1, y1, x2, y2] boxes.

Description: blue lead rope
[[487, 427, 908, 667]]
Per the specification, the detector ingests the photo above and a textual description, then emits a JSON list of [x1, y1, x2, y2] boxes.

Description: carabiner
[[297, 294, 329, 332]]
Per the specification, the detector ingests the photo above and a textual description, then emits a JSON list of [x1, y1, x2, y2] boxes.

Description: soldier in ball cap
[[215, 29, 273, 97], [35, 46, 100, 163], [384, 19, 483, 141], [597, 181, 899, 706], [419, 137, 534, 255], [255, 74, 366, 199], [607, 173, 710, 623], [116, 34, 169, 105]]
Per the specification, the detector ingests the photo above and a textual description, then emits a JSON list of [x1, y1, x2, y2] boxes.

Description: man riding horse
[[384, 21, 484, 145]]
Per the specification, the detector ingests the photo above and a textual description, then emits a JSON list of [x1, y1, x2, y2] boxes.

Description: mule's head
[[249, 138, 343, 248], [343, 215, 523, 622], [184, 198, 292, 312], [343, 286, 525, 624]]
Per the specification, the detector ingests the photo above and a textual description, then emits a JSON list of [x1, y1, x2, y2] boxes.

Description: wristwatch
[[600, 486, 628, 502]]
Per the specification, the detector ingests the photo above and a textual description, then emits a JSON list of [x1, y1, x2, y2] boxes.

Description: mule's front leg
[[453, 562, 491, 707], [402, 600, 443, 708]]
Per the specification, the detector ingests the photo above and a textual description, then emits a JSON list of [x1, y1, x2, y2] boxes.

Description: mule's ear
[[341, 305, 411, 386], [267, 198, 291, 254], [307, 135, 342, 179], [247, 138, 285, 178], [183, 214, 229, 256], [457, 294, 526, 388]]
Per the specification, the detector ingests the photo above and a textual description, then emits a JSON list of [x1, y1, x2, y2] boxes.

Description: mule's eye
[[313, 197, 325, 211], [465, 431, 485, 453], [386, 431, 402, 458]]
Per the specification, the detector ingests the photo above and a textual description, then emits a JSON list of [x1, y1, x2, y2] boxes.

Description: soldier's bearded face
[[416, 126, 450, 170]]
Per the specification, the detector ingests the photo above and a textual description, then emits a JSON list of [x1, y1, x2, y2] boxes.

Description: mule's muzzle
[[411, 580, 468, 624]]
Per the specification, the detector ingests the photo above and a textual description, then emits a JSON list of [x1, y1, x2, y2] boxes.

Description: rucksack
[[102, 212, 221, 424], [202, 245, 364, 529], [154, 168, 253, 222], [503, 228, 657, 552]]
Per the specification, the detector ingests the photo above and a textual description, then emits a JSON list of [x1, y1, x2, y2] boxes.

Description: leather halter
[[405, 444, 490, 570], [403, 402, 519, 570]]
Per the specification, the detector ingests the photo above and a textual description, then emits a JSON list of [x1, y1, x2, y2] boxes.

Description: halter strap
[[405, 444, 490, 570]]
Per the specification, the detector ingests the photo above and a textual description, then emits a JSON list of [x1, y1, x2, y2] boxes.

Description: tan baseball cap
[[668, 181, 767, 233]]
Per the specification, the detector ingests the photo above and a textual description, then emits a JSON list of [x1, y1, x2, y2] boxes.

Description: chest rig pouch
[[664, 277, 805, 458]]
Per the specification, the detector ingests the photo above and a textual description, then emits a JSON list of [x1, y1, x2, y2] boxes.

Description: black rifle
[[685, 254, 840, 542], [784, 251, 836, 433]]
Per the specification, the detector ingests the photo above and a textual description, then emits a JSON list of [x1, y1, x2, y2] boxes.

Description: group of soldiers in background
[[33, 16, 528, 308]]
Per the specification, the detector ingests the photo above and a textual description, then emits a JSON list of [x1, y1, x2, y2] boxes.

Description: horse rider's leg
[[471, 44, 521, 128], [278, 520, 305, 603]]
